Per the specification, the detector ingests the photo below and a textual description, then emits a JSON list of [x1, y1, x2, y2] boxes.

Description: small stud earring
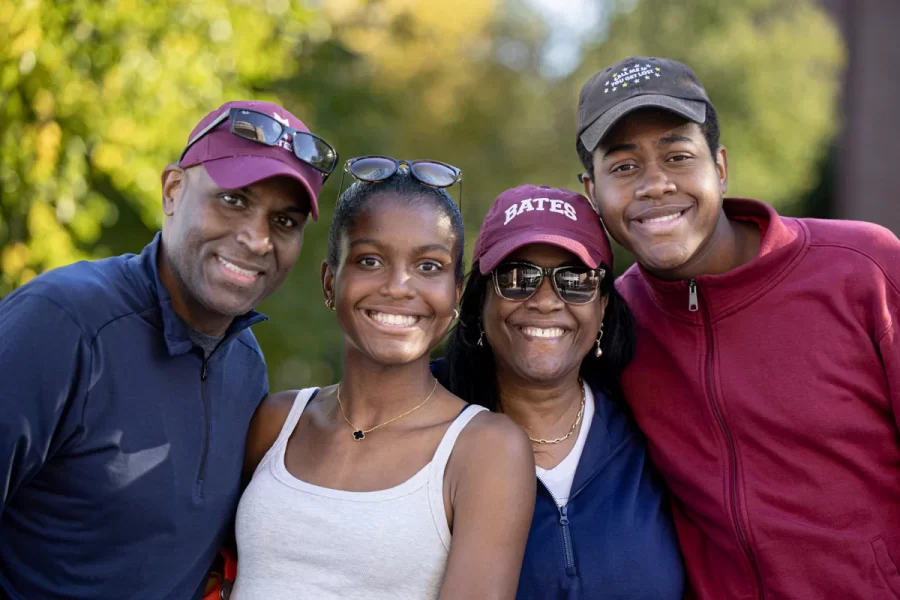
[[594, 328, 603, 357]]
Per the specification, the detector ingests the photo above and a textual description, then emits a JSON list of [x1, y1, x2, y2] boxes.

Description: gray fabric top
[[180, 317, 225, 359]]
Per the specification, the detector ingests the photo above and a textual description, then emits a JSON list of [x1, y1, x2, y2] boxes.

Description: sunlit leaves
[[0, 0, 316, 292], [0, 0, 844, 388]]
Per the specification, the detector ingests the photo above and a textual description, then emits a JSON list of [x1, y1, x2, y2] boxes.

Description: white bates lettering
[[503, 197, 579, 225]]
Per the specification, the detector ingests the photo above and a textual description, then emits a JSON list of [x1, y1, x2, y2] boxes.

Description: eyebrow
[[659, 134, 695, 146], [348, 239, 452, 255], [412, 244, 452, 255], [237, 186, 309, 214], [602, 134, 697, 160], [349, 238, 385, 250], [281, 203, 309, 214], [602, 143, 639, 160]]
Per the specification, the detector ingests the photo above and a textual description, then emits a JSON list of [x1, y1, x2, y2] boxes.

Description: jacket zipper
[[188, 315, 267, 495], [196, 358, 211, 490], [558, 504, 577, 576], [537, 477, 577, 577], [689, 279, 764, 598], [688, 279, 699, 312]]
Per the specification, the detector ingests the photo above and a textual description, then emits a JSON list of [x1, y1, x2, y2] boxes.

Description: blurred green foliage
[[0, 0, 843, 389], [576, 0, 844, 210]]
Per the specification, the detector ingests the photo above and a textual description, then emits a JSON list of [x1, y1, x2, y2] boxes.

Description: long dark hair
[[440, 260, 635, 410]]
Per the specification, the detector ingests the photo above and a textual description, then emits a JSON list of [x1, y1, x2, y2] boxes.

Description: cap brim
[[478, 232, 606, 275], [580, 94, 707, 153], [201, 156, 322, 221]]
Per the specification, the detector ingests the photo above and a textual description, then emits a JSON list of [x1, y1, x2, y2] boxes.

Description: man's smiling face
[[160, 165, 310, 333], [585, 108, 728, 279]]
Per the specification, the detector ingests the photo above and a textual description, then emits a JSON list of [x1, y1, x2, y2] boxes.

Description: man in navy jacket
[[0, 100, 336, 599]]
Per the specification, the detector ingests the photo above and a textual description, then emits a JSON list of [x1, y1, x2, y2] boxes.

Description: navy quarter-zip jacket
[[516, 383, 684, 600], [0, 234, 268, 599], [432, 359, 684, 599]]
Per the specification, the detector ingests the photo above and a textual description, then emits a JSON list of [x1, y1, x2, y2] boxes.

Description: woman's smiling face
[[324, 193, 462, 366], [482, 243, 606, 386]]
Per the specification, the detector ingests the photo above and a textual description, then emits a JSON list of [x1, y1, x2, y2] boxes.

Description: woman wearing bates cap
[[436, 185, 685, 599]]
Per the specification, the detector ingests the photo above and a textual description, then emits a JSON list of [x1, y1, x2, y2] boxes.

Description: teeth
[[367, 311, 420, 327], [640, 211, 683, 224], [217, 256, 258, 278], [521, 327, 565, 338]]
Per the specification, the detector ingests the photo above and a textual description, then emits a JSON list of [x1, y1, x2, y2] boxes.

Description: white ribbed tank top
[[232, 388, 486, 600]]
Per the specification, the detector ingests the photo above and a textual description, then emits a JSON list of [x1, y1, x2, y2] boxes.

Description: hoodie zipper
[[688, 279, 764, 599], [537, 477, 578, 577]]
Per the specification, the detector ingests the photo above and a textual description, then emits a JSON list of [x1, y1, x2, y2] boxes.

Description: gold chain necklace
[[336, 378, 439, 441], [527, 379, 586, 445]]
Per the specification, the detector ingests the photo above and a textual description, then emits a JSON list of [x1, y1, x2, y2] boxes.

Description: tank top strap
[[255, 387, 320, 477], [427, 404, 488, 550]]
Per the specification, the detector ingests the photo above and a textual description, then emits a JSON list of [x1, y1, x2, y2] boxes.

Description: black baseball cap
[[577, 56, 712, 152]]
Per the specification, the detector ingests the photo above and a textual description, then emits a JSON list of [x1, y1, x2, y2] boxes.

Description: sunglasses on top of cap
[[492, 262, 606, 305], [338, 156, 463, 207], [178, 107, 339, 180]]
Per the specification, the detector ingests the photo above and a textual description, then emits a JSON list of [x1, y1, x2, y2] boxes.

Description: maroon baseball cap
[[473, 185, 614, 274], [178, 100, 324, 220]]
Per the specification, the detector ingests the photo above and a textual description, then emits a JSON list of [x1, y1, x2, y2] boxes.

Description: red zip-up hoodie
[[616, 199, 900, 600]]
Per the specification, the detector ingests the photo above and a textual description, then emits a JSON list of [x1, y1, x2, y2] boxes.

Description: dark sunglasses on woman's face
[[337, 156, 463, 207], [178, 108, 339, 179], [492, 262, 605, 305]]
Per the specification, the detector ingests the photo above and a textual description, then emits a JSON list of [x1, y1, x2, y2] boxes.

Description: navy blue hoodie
[[0, 234, 268, 599]]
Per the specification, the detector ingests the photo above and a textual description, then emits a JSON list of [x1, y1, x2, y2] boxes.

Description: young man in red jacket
[[577, 56, 900, 599]]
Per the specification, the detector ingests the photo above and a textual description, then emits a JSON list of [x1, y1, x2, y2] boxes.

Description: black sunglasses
[[492, 262, 605, 305], [337, 156, 463, 207], [178, 108, 339, 180]]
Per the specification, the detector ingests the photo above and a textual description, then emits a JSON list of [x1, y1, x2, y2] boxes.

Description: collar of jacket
[[131, 232, 268, 357], [567, 387, 616, 496], [631, 198, 808, 323]]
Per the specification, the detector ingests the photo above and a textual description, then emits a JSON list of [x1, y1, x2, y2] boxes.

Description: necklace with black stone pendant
[[336, 378, 439, 441]]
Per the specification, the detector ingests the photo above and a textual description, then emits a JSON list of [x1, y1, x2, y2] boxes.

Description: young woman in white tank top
[[232, 160, 536, 600]]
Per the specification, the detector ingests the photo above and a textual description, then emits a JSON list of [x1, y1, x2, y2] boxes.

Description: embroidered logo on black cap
[[604, 63, 661, 93]]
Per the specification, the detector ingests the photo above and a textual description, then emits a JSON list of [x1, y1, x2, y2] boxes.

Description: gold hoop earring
[[325, 298, 335, 311], [453, 309, 460, 320]]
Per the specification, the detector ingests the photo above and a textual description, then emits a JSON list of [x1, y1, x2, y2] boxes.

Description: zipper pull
[[688, 279, 699, 312], [201, 360, 209, 381], [558, 504, 569, 526]]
